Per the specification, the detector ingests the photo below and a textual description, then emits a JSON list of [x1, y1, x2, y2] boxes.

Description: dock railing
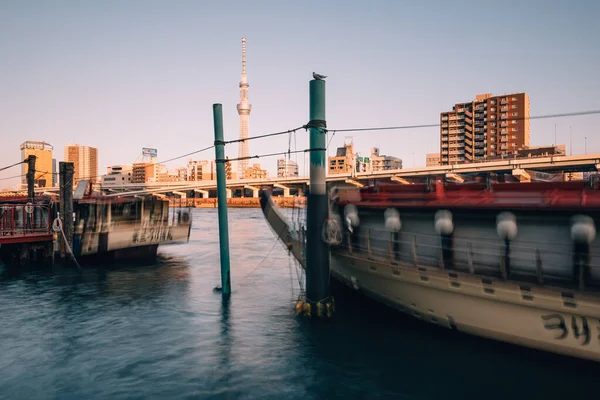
[[0, 203, 52, 239]]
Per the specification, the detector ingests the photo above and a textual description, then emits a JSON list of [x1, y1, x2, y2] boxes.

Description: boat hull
[[331, 251, 600, 362]]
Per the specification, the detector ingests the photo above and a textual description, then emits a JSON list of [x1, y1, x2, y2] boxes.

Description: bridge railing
[[0, 204, 52, 237]]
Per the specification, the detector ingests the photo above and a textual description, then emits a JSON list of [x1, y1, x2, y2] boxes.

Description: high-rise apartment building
[[20, 141, 53, 188], [64, 144, 98, 185], [440, 93, 530, 165]]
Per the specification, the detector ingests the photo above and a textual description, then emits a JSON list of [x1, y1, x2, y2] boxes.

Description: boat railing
[[0, 203, 52, 237], [337, 224, 600, 292]]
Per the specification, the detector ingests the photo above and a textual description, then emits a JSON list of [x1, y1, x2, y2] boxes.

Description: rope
[[238, 225, 289, 285], [322, 217, 343, 245], [52, 215, 81, 269]]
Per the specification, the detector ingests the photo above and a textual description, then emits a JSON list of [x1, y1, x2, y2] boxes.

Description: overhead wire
[[217, 147, 325, 164], [222, 125, 305, 145], [0, 160, 26, 173], [0, 173, 26, 181], [325, 109, 600, 133]]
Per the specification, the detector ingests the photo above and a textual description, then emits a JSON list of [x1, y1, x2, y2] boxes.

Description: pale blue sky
[[1, 0, 599, 188]]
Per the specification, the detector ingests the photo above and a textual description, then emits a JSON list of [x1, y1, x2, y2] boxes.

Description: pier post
[[305, 78, 330, 311], [26, 155, 36, 203], [213, 103, 231, 296], [59, 162, 74, 262]]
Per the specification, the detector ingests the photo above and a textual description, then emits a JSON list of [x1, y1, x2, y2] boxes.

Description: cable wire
[[157, 145, 215, 164], [218, 147, 325, 163], [327, 109, 600, 133], [0, 173, 26, 181], [0, 160, 25, 173], [222, 126, 305, 145]]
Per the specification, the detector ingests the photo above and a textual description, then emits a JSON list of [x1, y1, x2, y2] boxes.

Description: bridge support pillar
[[244, 185, 260, 198], [194, 189, 209, 198], [172, 191, 187, 199], [274, 183, 290, 197]]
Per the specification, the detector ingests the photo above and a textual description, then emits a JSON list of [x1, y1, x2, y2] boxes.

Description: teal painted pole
[[213, 103, 231, 295], [305, 79, 330, 310]]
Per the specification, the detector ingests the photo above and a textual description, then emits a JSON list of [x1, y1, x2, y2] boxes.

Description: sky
[[1, 0, 599, 188]]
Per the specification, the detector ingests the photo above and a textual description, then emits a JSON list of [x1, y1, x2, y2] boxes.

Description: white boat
[[73, 194, 191, 260], [260, 180, 600, 363]]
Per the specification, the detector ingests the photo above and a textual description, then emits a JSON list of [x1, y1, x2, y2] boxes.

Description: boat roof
[[334, 180, 600, 211]]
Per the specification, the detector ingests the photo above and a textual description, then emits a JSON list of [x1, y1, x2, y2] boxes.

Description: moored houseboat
[[260, 179, 600, 362]]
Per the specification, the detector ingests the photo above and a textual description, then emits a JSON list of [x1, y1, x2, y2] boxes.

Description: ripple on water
[[0, 208, 598, 399]]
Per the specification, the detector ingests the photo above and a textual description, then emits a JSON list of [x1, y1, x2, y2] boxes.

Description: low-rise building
[[426, 153, 441, 167], [244, 163, 267, 179], [277, 159, 299, 177], [370, 147, 402, 171], [101, 164, 132, 187]]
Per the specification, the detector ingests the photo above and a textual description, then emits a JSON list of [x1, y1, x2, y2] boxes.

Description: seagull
[[313, 71, 327, 80]]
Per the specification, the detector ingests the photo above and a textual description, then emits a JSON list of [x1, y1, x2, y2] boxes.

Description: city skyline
[[1, 1, 599, 188]]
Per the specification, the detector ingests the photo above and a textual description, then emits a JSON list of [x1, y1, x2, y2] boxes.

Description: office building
[[440, 93, 530, 165], [20, 141, 53, 188], [64, 144, 98, 185], [52, 158, 57, 186]]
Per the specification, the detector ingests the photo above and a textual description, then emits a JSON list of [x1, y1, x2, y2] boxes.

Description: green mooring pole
[[305, 78, 330, 309], [213, 103, 231, 295]]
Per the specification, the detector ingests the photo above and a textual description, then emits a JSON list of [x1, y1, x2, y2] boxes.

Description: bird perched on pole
[[313, 72, 327, 80]]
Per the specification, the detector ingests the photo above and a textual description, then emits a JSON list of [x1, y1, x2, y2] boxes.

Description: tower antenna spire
[[242, 37, 246, 74], [237, 37, 252, 178]]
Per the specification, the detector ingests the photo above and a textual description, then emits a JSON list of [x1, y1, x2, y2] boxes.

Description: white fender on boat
[[344, 204, 360, 228], [571, 215, 596, 244], [434, 210, 454, 235], [384, 208, 401, 232], [496, 211, 518, 240]]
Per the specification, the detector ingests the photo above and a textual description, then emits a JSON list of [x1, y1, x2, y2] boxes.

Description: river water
[[0, 208, 597, 399]]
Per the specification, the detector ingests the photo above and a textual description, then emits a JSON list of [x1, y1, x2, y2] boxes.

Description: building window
[[490, 100, 496, 104], [511, 97, 518, 101], [512, 128, 518, 131], [512, 112, 518, 116], [512, 143, 517, 147], [511, 120, 517, 124], [490, 129, 496, 134]]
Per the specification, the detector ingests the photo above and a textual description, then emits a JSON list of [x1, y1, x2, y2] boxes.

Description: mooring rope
[[52, 215, 82, 269]]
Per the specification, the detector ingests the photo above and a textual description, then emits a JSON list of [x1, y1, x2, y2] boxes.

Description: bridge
[[15, 153, 600, 199]]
